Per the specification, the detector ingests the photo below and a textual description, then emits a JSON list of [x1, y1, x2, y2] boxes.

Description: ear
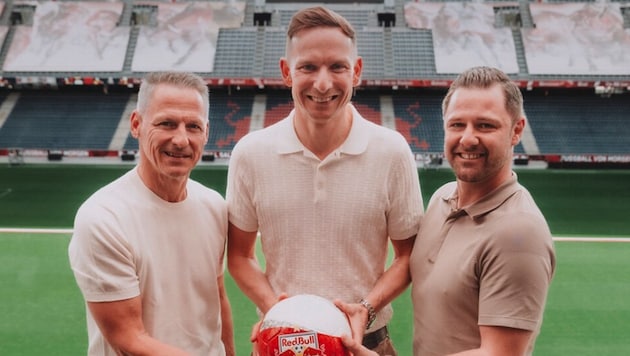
[[352, 57, 363, 87], [512, 117, 525, 145], [280, 57, 292, 87], [130, 110, 141, 139]]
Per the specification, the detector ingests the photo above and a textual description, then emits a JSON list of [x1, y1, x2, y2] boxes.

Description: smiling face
[[131, 83, 208, 185], [280, 26, 362, 126], [443, 84, 524, 187]]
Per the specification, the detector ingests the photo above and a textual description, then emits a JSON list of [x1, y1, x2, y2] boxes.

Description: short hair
[[441, 66, 524, 125], [136, 71, 209, 119], [285, 6, 356, 52]]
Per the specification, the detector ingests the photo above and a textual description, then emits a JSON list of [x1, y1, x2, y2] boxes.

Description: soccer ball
[[256, 294, 352, 356]]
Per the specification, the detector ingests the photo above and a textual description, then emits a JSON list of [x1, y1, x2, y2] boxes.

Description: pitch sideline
[[1, 227, 629, 243]]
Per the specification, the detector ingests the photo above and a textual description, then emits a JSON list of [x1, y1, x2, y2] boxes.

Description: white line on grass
[[1, 228, 629, 242], [0, 227, 73, 234], [552, 236, 630, 243]]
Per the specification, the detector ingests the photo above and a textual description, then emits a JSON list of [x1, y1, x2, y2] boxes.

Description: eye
[[331, 63, 347, 72], [158, 121, 176, 128], [299, 64, 316, 72], [187, 123, 203, 131], [330, 63, 345, 72], [478, 123, 497, 130]]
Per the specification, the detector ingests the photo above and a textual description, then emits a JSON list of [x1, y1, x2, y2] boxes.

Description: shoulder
[[187, 179, 225, 205], [70, 175, 135, 253], [435, 181, 457, 196], [233, 117, 289, 152], [428, 181, 457, 207], [186, 180, 227, 219], [75, 171, 134, 219], [354, 118, 414, 165], [361, 117, 408, 146], [499, 185, 549, 232], [486, 192, 553, 256]]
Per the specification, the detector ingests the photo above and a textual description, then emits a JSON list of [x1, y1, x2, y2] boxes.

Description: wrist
[[359, 298, 377, 330]]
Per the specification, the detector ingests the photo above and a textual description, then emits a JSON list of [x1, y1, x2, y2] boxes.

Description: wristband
[[359, 298, 377, 330]]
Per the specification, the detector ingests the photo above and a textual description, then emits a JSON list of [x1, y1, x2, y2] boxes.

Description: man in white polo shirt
[[226, 6, 423, 355]]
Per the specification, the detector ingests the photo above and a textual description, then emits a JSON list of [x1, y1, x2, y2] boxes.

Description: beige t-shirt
[[410, 174, 556, 355], [227, 106, 424, 331], [69, 168, 227, 355]]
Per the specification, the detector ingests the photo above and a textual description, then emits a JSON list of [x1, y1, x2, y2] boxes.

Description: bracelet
[[359, 298, 377, 330]]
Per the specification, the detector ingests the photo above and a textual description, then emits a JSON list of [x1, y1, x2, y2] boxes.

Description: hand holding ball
[[256, 294, 351, 356]]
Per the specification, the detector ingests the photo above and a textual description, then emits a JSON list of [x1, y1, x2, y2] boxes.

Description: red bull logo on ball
[[279, 331, 318, 351], [256, 294, 351, 356]]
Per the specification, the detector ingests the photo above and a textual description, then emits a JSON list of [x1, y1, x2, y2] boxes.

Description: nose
[[171, 125, 190, 147], [459, 125, 479, 147], [313, 68, 333, 93]]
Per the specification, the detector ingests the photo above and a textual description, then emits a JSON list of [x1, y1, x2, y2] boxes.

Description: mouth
[[308, 94, 337, 103], [457, 152, 485, 160], [164, 151, 191, 159]]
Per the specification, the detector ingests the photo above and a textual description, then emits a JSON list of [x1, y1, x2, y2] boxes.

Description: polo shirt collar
[[275, 112, 303, 154], [443, 173, 520, 219], [275, 104, 368, 156]]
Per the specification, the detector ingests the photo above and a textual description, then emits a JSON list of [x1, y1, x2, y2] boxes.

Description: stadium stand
[[213, 27, 258, 78], [524, 89, 630, 155], [0, 0, 627, 167], [206, 89, 255, 151], [263, 89, 293, 128], [352, 90, 383, 126], [391, 90, 445, 153], [391, 28, 436, 78], [261, 27, 286, 79], [0, 89, 129, 150]]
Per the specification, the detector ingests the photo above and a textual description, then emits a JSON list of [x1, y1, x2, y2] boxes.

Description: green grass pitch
[[1, 164, 629, 355]]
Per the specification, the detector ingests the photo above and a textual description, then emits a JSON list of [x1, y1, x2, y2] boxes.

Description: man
[[68, 71, 234, 355], [343, 66, 556, 356], [226, 6, 423, 355], [410, 65, 556, 355]]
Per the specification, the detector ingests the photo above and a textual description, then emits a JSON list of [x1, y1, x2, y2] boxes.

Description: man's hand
[[251, 293, 289, 342], [341, 334, 378, 356], [334, 299, 370, 346]]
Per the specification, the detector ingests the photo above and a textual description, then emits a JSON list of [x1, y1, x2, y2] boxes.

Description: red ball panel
[[256, 326, 350, 356]]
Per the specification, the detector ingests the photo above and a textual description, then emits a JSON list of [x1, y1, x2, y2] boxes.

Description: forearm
[[365, 254, 412, 310], [89, 299, 190, 356], [339, 252, 412, 340], [227, 255, 278, 313], [447, 326, 533, 356], [218, 276, 235, 356]]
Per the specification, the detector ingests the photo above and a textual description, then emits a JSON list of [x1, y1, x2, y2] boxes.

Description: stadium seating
[[0, 85, 622, 157], [353, 90, 384, 126], [0, 0, 627, 161], [206, 90, 255, 151], [0, 90, 129, 150], [525, 90, 630, 155], [264, 90, 292, 128], [391, 90, 444, 153]]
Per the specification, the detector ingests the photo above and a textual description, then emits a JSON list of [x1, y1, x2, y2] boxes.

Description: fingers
[[335, 300, 368, 342], [252, 293, 288, 343], [250, 319, 262, 342], [341, 333, 358, 348], [341, 333, 378, 356]]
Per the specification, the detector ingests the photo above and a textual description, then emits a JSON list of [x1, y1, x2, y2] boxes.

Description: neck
[[137, 165, 188, 203], [293, 105, 353, 160], [456, 169, 512, 208]]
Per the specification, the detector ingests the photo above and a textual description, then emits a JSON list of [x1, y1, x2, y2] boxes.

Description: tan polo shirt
[[410, 174, 556, 355]]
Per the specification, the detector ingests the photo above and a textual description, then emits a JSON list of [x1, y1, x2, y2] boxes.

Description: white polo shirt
[[227, 104, 423, 330]]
